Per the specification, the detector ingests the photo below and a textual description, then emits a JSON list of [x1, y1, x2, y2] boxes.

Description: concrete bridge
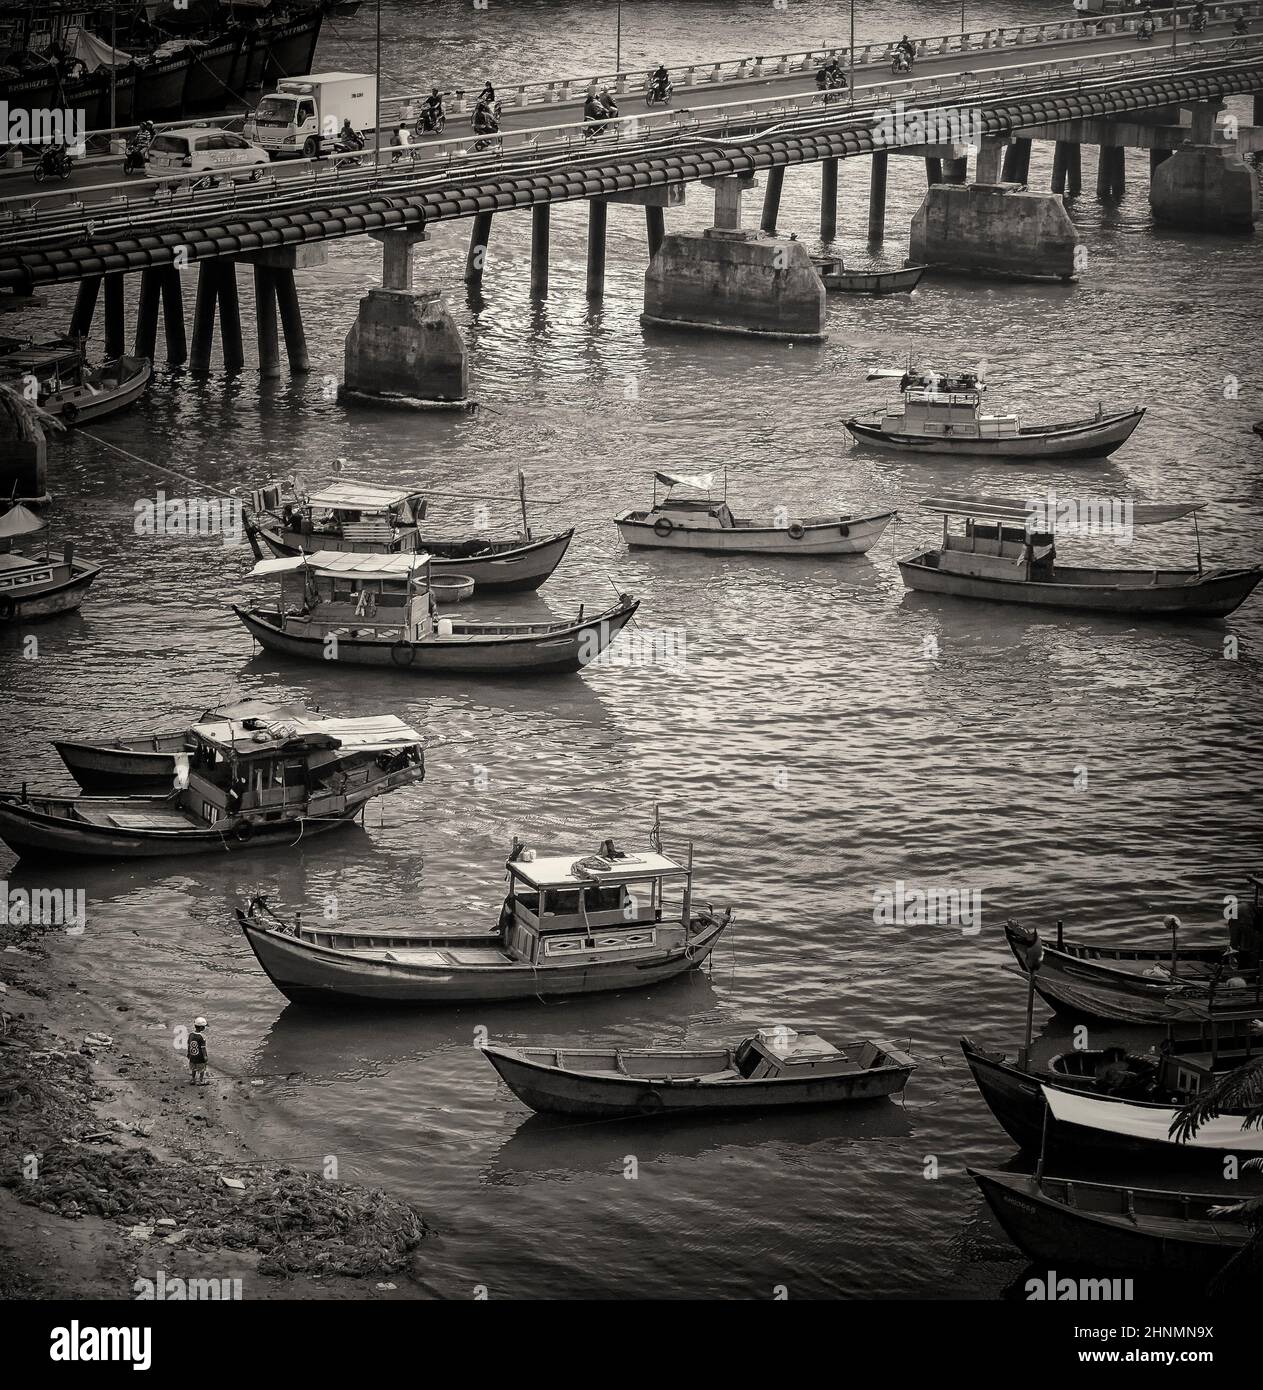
[[1, 5, 1260, 444]]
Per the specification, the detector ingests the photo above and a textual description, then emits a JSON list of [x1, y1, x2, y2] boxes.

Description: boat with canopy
[[0, 708, 424, 860], [616, 472, 894, 556], [243, 473, 573, 592], [0, 503, 100, 623], [0, 343, 150, 426], [899, 495, 1262, 617], [237, 827, 732, 1005], [234, 550, 638, 675], [845, 368, 1143, 459]]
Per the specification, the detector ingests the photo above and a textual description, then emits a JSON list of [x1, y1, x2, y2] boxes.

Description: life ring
[[0, 595, 14, 620], [838, 522, 850, 538], [61, 401, 79, 425], [787, 521, 806, 540], [233, 821, 254, 842], [653, 516, 674, 537], [390, 640, 416, 667]]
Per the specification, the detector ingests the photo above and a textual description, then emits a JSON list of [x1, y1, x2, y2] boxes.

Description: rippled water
[[3, 0, 1263, 1299]]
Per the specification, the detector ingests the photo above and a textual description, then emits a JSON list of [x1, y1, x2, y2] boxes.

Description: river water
[[3, 0, 1263, 1299]]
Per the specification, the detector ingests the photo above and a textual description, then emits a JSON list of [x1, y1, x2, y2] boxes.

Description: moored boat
[[899, 496, 1263, 618], [234, 551, 638, 676], [615, 471, 894, 556], [237, 830, 733, 1005], [970, 1169, 1252, 1281], [243, 476, 573, 592], [0, 344, 150, 427], [483, 1027, 916, 1119], [812, 258, 926, 294], [0, 708, 424, 861], [845, 368, 1143, 459], [0, 503, 100, 624]]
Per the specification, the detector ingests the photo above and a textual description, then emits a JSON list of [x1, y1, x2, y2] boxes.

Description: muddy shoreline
[[0, 921, 429, 1301]]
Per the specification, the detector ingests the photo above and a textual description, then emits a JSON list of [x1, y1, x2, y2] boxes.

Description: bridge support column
[[974, 136, 1007, 185], [908, 184, 1080, 281], [1096, 146, 1125, 199], [275, 271, 309, 375], [530, 204, 550, 297], [646, 206, 665, 260], [643, 174, 825, 341], [944, 156, 969, 184], [867, 152, 888, 242], [820, 158, 838, 240], [1255, 94, 1263, 127], [340, 228, 471, 409], [189, 262, 220, 374], [1150, 148, 1172, 175], [241, 245, 325, 375], [69, 276, 100, 340], [134, 268, 161, 360], [1150, 144, 1259, 233], [760, 164, 785, 234], [586, 198, 608, 298], [253, 266, 281, 379], [1001, 137, 1031, 184], [160, 267, 186, 366], [103, 274, 126, 361], [1051, 141, 1069, 194], [465, 211, 494, 286], [216, 263, 244, 376], [924, 156, 942, 187]]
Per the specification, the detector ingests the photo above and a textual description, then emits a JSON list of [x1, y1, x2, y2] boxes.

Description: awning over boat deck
[[510, 850, 688, 889], [0, 503, 46, 540], [189, 712, 424, 756], [302, 481, 421, 512], [200, 699, 319, 724], [918, 495, 1206, 525], [656, 471, 716, 493], [249, 551, 431, 582]]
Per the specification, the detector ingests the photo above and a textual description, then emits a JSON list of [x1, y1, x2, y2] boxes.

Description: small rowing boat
[[483, 1026, 916, 1119], [845, 367, 1143, 459], [812, 257, 926, 294], [615, 471, 893, 556], [899, 496, 1262, 618], [971, 1169, 1252, 1281], [0, 503, 100, 624], [235, 550, 637, 676], [237, 828, 732, 1005], [243, 473, 573, 592]]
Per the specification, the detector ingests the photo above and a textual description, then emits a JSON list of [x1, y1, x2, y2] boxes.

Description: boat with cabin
[[811, 257, 926, 295], [0, 708, 424, 860], [0, 342, 150, 426], [234, 551, 638, 675], [970, 1169, 1253, 1282], [844, 368, 1143, 458], [0, 502, 99, 623], [483, 1026, 917, 1119], [615, 471, 894, 556], [243, 475, 574, 592], [899, 495, 1263, 617], [236, 831, 733, 1005]]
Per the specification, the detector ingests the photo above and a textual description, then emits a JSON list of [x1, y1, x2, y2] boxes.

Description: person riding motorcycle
[[124, 118, 155, 173], [1189, 1, 1208, 34], [1137, 4, 1154, 38], [1232, 13, 1249, 37], [34, 139, 73, 180], [338, 117, 364, 150], [418, 87, 445, 132], [648, 63, 671, 100], [826, 57, 846, 88], [583, 89, 611, 135], [897, 36, 915, 61], [472, 97, 499, 135]]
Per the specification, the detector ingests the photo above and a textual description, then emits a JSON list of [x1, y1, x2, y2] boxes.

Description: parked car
[[145, 127, 270, 187]]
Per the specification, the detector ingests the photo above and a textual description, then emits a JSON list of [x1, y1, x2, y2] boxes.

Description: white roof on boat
[[0, 502, 46, 539], [919, 495, 1206, 525], [190, 712, 423, 755], [249, 551, 431, 581], [656, 471, 715, 492], [510, 850, 687, 889], [303, 480, 420, 511]]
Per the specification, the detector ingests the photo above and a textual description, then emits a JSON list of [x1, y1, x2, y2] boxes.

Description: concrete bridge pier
[[1051, 140, 1082, 196], [974, 136, 1008, 185], [924, 156, 942, 187], [1001, 138, 1032, 184], [189, 261, 236, 375], [465, 212, 494, 286], [239, 246, 324, 378], [103, 274, 125, 361], [1149, 100, 1259, 233], [1096, 145, 1126, 199], [643, 173, 825, 341], [1150, 148, 1172, 175], [760, 165, 786, 234], [868, 152, 889, 241], [530, 204, 550, 297], [908, 180, 1080, 281], [646, 206, 665, 260], [607, 183, 684, 266], [944, 156, 969, 185], [340, 228, 471, 410], [587, 199, 608, 298], [820, 158, 839, 240]]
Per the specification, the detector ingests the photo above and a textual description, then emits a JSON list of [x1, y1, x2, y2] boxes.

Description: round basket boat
[[430, 573, 476, 603]]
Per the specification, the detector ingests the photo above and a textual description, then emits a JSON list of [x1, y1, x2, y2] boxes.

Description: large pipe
[[586, 197, 608, 299]]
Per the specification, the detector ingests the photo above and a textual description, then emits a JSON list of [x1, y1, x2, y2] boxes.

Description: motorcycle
[[891, 50, 913, 75], [123, 137, 150, 175], [33, 145, 74, 183], [470, 105, 501, 151], [645, 79, 672, 107], [417, 105, 446, 135], [327, 133, 366, 167], [1136, 19, 1154, 41]]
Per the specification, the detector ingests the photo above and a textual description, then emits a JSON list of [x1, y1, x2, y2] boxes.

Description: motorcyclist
[[649, 63, 670, 99], [419, 87, 444, 131], [37, 139, 72, 177], [583, 89, 609, 134], [124, 118, 155, 172], [338, 117, 364, 150], [827, 57, 846, 88], [472, 97, 498, 135], [477, 81, 497, 109], [600, 88, 619, 118], [1190, 1, 1208, 33], [1232, 13, 1249, 37], [897, 35, 915, 61], [1138, 4, 1154, 37]]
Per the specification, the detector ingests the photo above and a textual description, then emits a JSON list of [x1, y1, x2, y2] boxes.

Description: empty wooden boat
[[971, 1169, 1252, 1281], [235, 551, 637, 675], [845, 368, 1143, 459], [1003, 916, 1262, 1025], [237, 833, 732, 1005], [483, 1027, 916, 1118], [900, 496, 1262, 618], [0, 710, 424, 861], [0, 344, 151, 426], [813, 257, 925, 294], [243, 475, 573, 592], [0, 504, 100, 623], [616, 471, 894, 556]]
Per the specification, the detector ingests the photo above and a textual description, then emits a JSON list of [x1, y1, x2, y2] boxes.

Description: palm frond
[[0, 379, 64, 440], [1170, 1055, 1263, 1142]]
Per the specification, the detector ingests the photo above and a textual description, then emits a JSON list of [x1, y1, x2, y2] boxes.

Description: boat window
[[543, 889, 582, 916]]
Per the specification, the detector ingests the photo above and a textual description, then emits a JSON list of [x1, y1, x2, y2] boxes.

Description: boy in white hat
[[187, 1018, 209, 1086]]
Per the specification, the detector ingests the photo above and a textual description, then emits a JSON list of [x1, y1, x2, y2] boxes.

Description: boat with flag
[[0, 502, 100, 623], [899, 496, 1262, 617], [616, 472, 894, 556], [845, 368, 1143, 459], [234, 550, 637, 676], [243, 473, 573, 592], [0, 707, 424, 860], [237, 825, 732, 1005]]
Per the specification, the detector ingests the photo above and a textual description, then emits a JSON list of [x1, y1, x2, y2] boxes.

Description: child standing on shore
[[187, 1017, 209, 1086]]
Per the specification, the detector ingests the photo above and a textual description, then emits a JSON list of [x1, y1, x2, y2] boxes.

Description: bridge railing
[[4, 34, 1261, 237]]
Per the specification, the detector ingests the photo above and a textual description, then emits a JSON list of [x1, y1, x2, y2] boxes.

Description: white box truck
[[245, 72, 377, 159]]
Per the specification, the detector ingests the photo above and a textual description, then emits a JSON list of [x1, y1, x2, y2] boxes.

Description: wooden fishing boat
[[616, 471, 894, 556], [960, 1026, 1261, 1154], [971, 1169, 1252, 1281], [237, 832, 733, 1005], [483, 1027, 916, 1119], [1003, 915, 1262, 1025], [845, 368, 1143, 458], [54, 699, 324, 792], [0, 345, 151, 427], [0, 709, 423, 861], [899, 496, 1263, 618], [0, 504, 100, 624], [812, 257, 926, 294], [235, 551, 638, 676], [243, 476, 573, 592]]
